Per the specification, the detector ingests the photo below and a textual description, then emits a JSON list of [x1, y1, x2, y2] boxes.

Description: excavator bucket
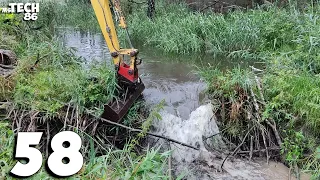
[[101, 82, 145, 122], [91, 0, 144, 122]]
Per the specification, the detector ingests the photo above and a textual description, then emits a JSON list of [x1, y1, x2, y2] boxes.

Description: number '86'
[[23, 13, 38, 21], [10, 131, 83, 177]]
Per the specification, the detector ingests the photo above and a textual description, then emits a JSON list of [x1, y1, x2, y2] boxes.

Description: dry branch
[[249, 136, 253, 160], [167, 141, 172, 180], [220, 126, 254, 170], [64, 103, 71, 130], [265, 119, 282, 146], [253, 73, 265, 102], [46, 121, 50, 158], [250, 66, 282, 147], [93, 115, 200, 150]]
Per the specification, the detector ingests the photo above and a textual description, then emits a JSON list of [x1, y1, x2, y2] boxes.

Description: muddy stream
[[56, 28, 310, 180]]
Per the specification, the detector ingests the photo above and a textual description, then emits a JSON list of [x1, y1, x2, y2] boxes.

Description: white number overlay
[[10, 131, 83, 177], [10, 132, 43, 177], [47, 131, 83, 176]]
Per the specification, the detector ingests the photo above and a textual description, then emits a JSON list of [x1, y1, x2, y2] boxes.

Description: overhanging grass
[[0, 6, 171, 179], [10, 35, 117, 116], [197, 2, 320, 177], [264, 65, 320, 134]]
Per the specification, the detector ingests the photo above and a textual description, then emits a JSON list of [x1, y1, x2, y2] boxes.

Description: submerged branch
[[220, 126, 254, 170]]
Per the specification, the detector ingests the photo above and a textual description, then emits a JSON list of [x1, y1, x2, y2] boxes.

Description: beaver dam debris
[[150, 104, 308, 180]]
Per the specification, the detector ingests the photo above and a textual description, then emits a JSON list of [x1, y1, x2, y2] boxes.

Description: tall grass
[[0, 122, 15, 177], [264, 67, 320, 134], [0, 20, 117, 116], [0, 5, 171, 179], [27, 0, 319, 62], [126, 1, 298, 56], [54, 0, 100, 30], [197, 1, 320, 177], [80, 146, 171, 179]]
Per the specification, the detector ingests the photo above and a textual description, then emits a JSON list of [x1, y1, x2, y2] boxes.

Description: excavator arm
[[91, 0, 139, 83], [90, 0, 145, 122]]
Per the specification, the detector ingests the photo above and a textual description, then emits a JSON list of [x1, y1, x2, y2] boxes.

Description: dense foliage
[[1, 0, 319, 179], [0, 3, 170, 179]]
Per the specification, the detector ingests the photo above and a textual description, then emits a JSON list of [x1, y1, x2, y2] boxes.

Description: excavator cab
[[91, 0, 145, 122]]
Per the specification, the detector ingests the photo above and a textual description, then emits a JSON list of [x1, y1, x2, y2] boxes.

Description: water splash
[[151, 104, 299, 180]]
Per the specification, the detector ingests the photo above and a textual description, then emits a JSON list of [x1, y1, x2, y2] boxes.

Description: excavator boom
[[90, 0, 145, 122]]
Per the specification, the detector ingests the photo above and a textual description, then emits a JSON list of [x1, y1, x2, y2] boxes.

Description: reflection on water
[[56, 28, 252, 119], [56, 27, 109, 63]]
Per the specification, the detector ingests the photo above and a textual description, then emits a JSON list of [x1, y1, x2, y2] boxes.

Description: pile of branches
[[3, 101, 148, 158], [208, 66, 282, 162]]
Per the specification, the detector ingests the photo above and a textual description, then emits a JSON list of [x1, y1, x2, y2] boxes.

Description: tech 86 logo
[[1, 3, 39, 21]]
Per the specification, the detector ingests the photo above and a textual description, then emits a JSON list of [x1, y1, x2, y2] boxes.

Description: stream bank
[[1, 0, 319, 178], [56, 28, 257, 120], [55, 28, 310, 179]]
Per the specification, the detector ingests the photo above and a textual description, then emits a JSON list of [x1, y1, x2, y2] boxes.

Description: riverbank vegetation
[[193, 2, 320, 179], [130, 0, 320, 178], [0, 4, 171, 179], [1, 0, 320, 179]]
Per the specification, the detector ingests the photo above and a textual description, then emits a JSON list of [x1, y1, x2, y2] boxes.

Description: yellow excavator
[[90, 0, 145, 122]]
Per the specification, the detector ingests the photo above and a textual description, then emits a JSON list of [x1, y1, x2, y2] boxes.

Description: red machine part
[[117, 63, 138, 83]]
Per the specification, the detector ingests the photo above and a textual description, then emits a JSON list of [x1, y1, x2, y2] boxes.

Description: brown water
[[56, 28, 254, 119]]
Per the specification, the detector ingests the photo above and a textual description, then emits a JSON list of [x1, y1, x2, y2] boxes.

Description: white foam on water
[[153, 103, 222, 163], [151, 103, 297, 180]]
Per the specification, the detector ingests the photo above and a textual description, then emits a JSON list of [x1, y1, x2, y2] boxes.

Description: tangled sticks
[[211, 66, 282, 170]]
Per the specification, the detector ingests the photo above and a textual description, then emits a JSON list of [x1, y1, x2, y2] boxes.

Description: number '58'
[[10, 131, 83, 177]]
